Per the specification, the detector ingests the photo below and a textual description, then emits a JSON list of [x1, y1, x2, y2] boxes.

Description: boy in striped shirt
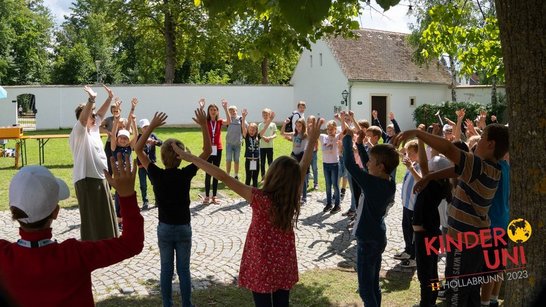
[[394, 124, 509, 307]]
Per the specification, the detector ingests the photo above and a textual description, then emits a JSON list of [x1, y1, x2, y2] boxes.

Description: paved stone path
[[0, 185, 446, 301]]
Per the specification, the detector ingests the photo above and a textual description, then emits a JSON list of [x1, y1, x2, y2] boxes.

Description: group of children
[[1, 85, 511, 307]]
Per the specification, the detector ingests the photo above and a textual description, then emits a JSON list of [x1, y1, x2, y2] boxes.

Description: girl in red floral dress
[[172, 116, 323, 306]]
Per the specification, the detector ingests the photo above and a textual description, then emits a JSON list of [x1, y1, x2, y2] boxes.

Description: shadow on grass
[[382, 269, 416, 293], [96, 277, 334, 307]]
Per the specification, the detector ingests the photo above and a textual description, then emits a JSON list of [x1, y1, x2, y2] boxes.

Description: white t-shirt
[[319, 134, 339, 163], [69, 115, 108, 183], [291, 111, 304, 131]]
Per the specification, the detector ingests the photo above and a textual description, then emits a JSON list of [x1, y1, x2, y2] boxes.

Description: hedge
[[413, 99, 507, 127]]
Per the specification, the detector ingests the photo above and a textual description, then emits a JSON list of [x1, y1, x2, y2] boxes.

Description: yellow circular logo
[[507, 218, 532, 243]]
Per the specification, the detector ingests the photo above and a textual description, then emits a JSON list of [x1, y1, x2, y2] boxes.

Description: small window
[[319, 53, 323, 66], [310, 55, 313, 68], [410, 97, 416, 107]]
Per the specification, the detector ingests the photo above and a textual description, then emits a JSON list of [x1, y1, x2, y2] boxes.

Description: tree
[[494, 0, 546, 304], [0, 0, 53, 85], [200, 0, 361, 84]]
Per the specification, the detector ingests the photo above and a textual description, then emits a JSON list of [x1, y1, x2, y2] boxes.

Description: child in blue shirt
[[342, 125, 399, 307]]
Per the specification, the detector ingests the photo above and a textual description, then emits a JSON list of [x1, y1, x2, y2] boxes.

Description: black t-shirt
[[147, 162, 197, 225], [244, 134, 260, 159], [412, 180, 448, 231]]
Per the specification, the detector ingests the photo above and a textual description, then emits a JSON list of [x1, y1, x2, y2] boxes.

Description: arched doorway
[[16, 93, 36, 131]]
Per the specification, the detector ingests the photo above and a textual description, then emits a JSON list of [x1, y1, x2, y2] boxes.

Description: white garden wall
[[0, 85, 294, 130]]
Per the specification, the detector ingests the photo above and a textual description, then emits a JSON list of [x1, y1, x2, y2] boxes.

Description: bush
[[413, 98, 507, 127]]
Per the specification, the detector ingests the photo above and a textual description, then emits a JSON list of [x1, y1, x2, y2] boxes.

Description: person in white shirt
[[69, 85, 119, 241]]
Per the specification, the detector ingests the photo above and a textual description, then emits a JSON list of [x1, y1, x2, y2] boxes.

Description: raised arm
[[393, 129, 462, 167], [96, 84, 114, 119], [222, 99, 231, 125], [281, 118, 294, 140], [193, 108, 212, 160], [127, 97, 138, 124], [390, 112, 401, 134], [129, 115, 138, 149], [453, 109, 465, 142], [372, 110, 388, 142], [355, 130, 370, 167], [418, 139, 429, 176], [79, 86, 97, 126], [299, 117, 322, 182], [172, 144, 252, 202], [241, 108, 248, 137], [110, 116, 120, 151], [135, 112, 167, 170]]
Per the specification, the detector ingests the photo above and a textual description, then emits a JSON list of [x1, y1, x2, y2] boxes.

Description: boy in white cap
[[136, 117, 162, 210], [0, 161, 144, 306]]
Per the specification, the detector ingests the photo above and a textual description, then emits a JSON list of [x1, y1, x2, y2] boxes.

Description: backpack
[[285, 111, 300, 133]]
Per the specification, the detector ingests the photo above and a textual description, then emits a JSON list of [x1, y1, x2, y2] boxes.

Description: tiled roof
[[326, 29, 452, 84]]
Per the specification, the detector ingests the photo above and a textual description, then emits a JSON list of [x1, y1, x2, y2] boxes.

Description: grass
[[95, 268, 426, 306], [0, 127, 406, 211]]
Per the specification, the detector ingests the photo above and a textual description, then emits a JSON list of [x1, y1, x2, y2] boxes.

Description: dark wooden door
[[371, 96, 387, 129]]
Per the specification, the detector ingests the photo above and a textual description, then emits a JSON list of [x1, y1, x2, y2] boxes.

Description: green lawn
[[0, 127, 406, 211], [96, 268, 430, 307]]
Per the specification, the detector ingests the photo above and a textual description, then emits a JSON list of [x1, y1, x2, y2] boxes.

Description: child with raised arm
[[258, 108, 278, 181], [100, 98, 122, 175], [319, 120, 342, 214], [281, 117, 310, 204], [241, 108, 260, 187], [136, 118, 163, 210], [224, 101, 244, 180], [393, 124, 509, 307], [342, 120, 399, 307], [200, 99, 227, 204], [0, 156, 144, 306], [135, 109, 211, 307], [110, 99, 138, 227], [171, 117, 323, 307]]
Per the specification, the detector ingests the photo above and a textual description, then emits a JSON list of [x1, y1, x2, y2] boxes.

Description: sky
[[43, 0, 414, 33]]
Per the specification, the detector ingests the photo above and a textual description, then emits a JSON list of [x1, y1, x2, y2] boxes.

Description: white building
[[291, 28, 453, 130]]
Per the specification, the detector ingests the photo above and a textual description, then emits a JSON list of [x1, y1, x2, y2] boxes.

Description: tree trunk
[[449, 55, 457, 102], [261, 56, 269, 84], [496, 0, 546, 305], [163, 0, 176, 84]]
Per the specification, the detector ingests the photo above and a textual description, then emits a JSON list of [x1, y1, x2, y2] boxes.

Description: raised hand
[[389, 112, 395, 121], [102, 84, 114, 99], [269, 111, 275, 121], [348, 110, 355, 118], [334, 113, 340, 120], [104, 153, 136, 197], [356, 129, 366, 144], [456, 108, 465, 119], [307, 117, 324, 142], [242, 108, 248, 118], [84, 85, 97, 99], [192, 108, 207, 126], [372, 110, 378, 119], [221, 99, 228, 109], [198, 98, 206, 109], [402, 156, 413, 168], [150, 112, 168, 129], [131, 97, 138, 109], [431, 123, 441, 136]]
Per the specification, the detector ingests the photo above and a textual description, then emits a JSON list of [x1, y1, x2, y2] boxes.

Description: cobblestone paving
[[0, 185, 446, 301]]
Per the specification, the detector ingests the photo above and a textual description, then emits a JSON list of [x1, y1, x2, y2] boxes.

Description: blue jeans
[[138, 167, 148, 204], [311, 150, 318, 185], [323, 162, 340, 206], [158, 222, 193, 307], [357, 239, 386, 307]]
